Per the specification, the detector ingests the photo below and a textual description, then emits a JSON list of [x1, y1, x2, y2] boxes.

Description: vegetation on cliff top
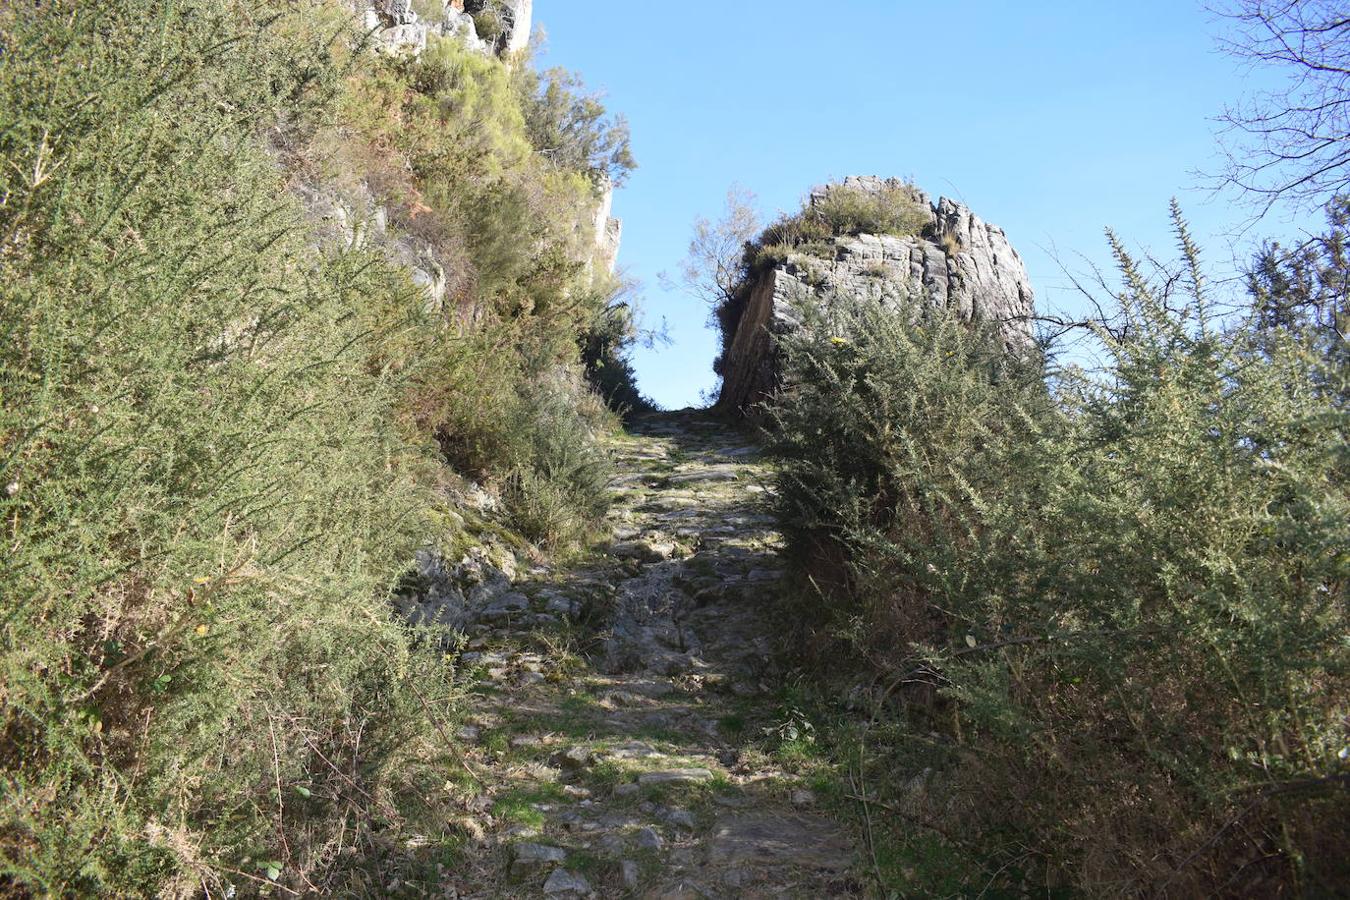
[[669, 180, 933, 391]]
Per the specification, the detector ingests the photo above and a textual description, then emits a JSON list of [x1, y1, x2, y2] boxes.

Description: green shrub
[[409, 319, 614, 548], [809, 181, 929, 238], [515, 65, 637, 186], [333, 30, 636, 549], [0, 2, 476, 895], [470, 6, 504, 44], [747, 181, 926, 268], [411, 0, 449, 25], [765, 208, 1349, 895], [503, 378, 614, 546], [2, 0, 633, 888], [579, 276, 655, 419]]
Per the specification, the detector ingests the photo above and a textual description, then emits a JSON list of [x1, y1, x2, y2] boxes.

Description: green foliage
[[515, 65, 637, 186], [0, 0, 641, 894], [766, 208, 1349, 894], [471, 7, 505, 45], [1246, 195, 1350, 397], [502, 382, 614, 546], [0, 1, 477, 895], [411, 0, 450, 25], [336, 30, 645, 543], [810, 180, 930, 239], [580, 277, 655, 419], [406, 315, 617, 549], [410, 33, 532, 169]]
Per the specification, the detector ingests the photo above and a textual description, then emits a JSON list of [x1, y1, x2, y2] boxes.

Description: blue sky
[[535, 1, 1313, 409]]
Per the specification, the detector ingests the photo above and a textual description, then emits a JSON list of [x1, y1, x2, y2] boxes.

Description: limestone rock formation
[[361, 0, 532, 58], [717, 176, 1036, 415], [591, 177, 624, 275]]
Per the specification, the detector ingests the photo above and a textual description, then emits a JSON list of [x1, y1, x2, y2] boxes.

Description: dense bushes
[[1, 0, 638, 894], [809, 180, 930, 241], [766, 209, 1348, 894], [579, 276, 655, 419], [332, 28, 645, 541], [0, 2, 466, 894]]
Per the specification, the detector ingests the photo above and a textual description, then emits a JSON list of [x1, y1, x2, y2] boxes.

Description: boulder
[[542, 868, 592, 897], [716, 176, 1035, 416], [511, 842, 566, 874]]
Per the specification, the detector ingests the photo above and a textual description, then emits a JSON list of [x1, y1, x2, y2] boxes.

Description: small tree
[[1248, 195, 1350, 334], [664, 185, 760, 311], [662, 186, 761, 382], [517, 65, 636, 186]]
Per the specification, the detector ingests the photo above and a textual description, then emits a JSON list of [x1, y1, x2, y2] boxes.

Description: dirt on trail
[[442, 411, 863, 898]]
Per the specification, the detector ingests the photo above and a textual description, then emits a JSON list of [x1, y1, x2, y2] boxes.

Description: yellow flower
[[829, 336, 849, 346], [195, 625, 209, 636]]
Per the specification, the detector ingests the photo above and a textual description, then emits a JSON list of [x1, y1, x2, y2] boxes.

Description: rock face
[[294, 177, 457, 313], [591, 177, 624, 275], [717, 176, 1035, 416], [462, 0, 533, 54], [361, 0, 532, 58], [497, 0, 534, 54]]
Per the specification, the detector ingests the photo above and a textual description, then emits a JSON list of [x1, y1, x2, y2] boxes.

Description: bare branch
[[1206, 0, 1350, 215]]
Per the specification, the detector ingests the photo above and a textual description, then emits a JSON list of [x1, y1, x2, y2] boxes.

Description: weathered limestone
[[500, 0, 533, 54], [461, 0, 532, 54], [362, 0, 530, 58], [591, 178, 624, 274], [717, 176, 1036, 415], [441, 9, 491, 54]]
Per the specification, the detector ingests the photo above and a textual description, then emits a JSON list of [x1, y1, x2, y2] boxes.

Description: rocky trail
[[439, 412, 862, 898]]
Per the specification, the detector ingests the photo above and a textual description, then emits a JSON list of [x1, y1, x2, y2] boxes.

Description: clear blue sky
[[535, 0, 1313, 409]]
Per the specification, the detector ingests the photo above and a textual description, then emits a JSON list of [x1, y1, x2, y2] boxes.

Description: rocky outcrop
[[493, 0, 534, 54], [361, 0, 532, 58], [591, 177, 624, 275], [294, 177, 457, 313], [717, 176, 1035, 415]]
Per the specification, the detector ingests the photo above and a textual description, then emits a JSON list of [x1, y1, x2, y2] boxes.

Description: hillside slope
[[0, 1, 644, 894]]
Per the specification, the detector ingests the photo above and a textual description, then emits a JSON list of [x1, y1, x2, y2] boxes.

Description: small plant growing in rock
[[471, 6, 504, 43], [751, 242, 795, 272], [810, 181, 929, 238]]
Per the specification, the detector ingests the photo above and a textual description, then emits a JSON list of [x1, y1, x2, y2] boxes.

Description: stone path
[[441, 412, 862, 898]]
